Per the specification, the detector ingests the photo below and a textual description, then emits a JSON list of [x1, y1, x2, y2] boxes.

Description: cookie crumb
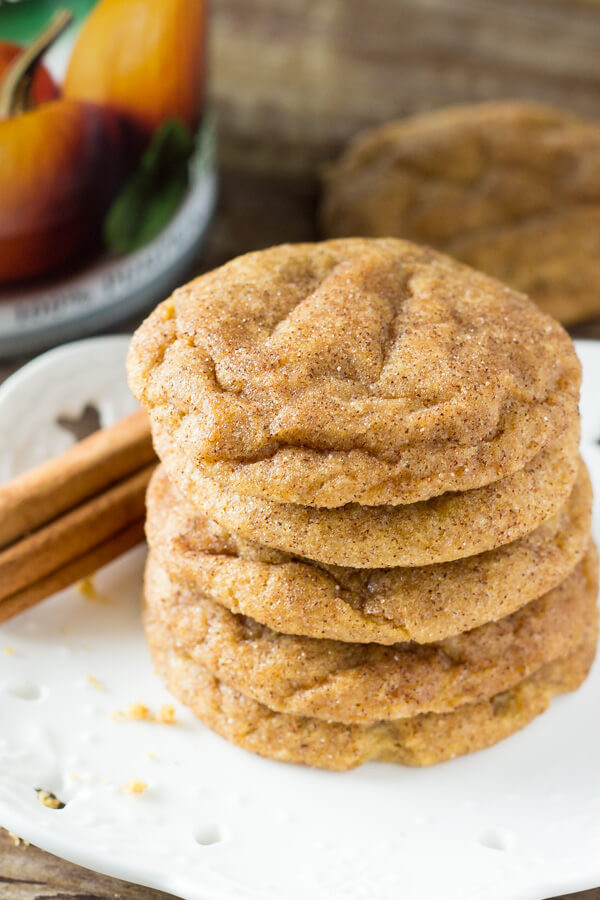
[[7, 831, 29, 847], [86, 674, 103, 691], [3, 646, 15, 655], [113, 702, 151, 721], [35, 789, 65, 810], [156, 704, 176, 725], [125, 778, 147, 795], [112, 702, 176, 724], [77, 575, 108, 604]]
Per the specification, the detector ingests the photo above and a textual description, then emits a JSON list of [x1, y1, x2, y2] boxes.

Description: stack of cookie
[[128, 238, 597, 771]]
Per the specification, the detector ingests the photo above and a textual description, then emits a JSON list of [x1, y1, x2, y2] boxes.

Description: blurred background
[[2, 0, 600, 371], [208, 0, 600, 287]]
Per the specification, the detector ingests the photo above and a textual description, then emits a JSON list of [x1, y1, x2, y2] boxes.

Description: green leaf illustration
[[104, 118, 195, 255]]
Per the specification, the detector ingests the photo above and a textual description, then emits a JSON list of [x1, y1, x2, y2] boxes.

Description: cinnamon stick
[[0, 519, 146, 624], [0, 464, 154, 602], [0, 409, 154, 550]]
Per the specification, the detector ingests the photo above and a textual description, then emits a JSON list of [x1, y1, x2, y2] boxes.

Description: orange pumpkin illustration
[[64, 0, 206, 136], [0, 12, 132, 283], [0, 102, 132, 282]]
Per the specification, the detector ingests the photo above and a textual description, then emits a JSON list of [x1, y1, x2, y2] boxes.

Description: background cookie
[[146, 463, 592, 643], [128, 237, 580, 507], [145, 611, 598, 770], [321, 102, 600, 325], [155, 423, 580, 568], [144, 546, 597, 724]]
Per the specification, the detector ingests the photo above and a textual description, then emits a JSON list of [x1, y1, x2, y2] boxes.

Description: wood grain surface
[[13, 827, 600, 900], [213, 0, 600, 173]]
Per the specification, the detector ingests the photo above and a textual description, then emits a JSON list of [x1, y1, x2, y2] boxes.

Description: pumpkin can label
[[0, 0, 216, 356]]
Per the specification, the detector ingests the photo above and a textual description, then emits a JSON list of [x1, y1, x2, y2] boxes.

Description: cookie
[[321, 102, 600, 325], [145, 611, 598, 770], [145, 462, 592, 643], [128, 238, 580, 508], [154, 422, 579, 567], [144, 545, 597, 724]]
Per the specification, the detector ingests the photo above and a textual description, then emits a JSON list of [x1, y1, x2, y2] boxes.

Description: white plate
[[0, 337, 599, 900], [0, 336, 136, 481]]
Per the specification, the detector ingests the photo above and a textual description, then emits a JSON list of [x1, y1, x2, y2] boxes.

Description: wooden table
[[1, 165, 600, 899], [0, 838, 594, 900]]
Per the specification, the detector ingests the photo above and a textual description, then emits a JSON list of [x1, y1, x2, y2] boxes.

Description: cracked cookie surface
[[146, 463, 592, 643], [321, 102, 600, 325], [128, 237, 580, 507], [145, 607, 598, 770], [153, 422, 580, 567], [144, 545, 597, 724]]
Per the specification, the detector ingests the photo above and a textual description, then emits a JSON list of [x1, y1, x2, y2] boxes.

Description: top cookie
[[321, 102, 600, 325], [128, 238, 580, 508]]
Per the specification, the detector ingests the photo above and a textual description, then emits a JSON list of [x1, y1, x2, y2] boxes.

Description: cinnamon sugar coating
[[153, 423, 580, 568], [145, 463, 592, 644], [145, 607, 598, 770], [128, 238, 580, 507], [144, 546, 597, 724]]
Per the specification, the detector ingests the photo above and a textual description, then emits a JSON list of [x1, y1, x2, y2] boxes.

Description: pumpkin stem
[[0, 9, 73, 120]]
